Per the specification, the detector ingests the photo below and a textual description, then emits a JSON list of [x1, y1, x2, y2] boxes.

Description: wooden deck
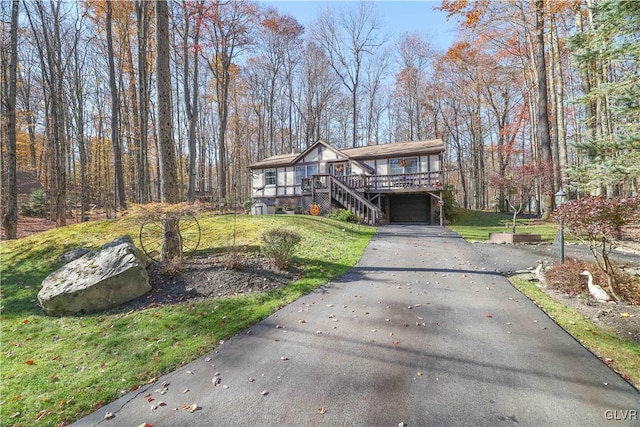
[[301, 172, 443, 224]]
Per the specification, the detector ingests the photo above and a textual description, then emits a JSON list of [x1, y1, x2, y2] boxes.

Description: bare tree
[[105, 0, 126, 210], [535, 0, 553, 218], [2, 0, 19, 239], [311, 2, 384, 147], [136, 0, 151, 202], [67, 3, 90, 221], [255, 8, 303, 154], [25, 0, 68, 227], [201, 0, 255, 204], [181, 0, 204, 203], [156, 0, 181, 261]]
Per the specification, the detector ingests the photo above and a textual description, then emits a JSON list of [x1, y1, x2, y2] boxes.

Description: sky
[[259, 1, 460, 51]]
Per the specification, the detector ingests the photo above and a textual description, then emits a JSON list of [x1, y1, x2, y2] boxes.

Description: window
[[295, 164, 318, 184], [389, 157, 418, 175], [265, 169, 276, 186]]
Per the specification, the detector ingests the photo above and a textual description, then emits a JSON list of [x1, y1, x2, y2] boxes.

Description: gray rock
[[38, 236, 151, 316], [57, 248, 90, 264]]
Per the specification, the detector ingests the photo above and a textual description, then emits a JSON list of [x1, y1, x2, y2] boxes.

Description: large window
[[295, 164, 318, 184], [389, 157, 418, 174], [265, 169, 276, 186]]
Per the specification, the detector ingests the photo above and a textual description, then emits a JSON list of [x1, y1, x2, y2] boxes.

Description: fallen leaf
[[34, 409, 53, 421], [317, 407, 326, 414], [147, 396, 154, 403], [26, 359, 34, 365]]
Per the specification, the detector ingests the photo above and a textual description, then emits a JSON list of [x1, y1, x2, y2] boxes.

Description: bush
[[327, 209, 356, 223], [442, 189, 458, 223], [554, 196, 640, 301], [261, 228, 302, 269], [20, 189, 48, 217]]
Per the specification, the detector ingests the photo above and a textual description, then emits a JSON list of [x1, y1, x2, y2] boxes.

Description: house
[[248, 139, 445, 225]]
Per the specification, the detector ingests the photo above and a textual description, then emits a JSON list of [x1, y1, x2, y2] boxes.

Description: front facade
[[248, 139, 445, 225]]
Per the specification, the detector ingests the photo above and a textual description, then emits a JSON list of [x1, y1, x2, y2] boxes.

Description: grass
[[0, 213, 375, 426], [510, 277, 640, 388], [448, 207, 559, 242]]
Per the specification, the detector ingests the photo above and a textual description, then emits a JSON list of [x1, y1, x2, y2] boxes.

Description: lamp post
[[554, 189, 568, 263]]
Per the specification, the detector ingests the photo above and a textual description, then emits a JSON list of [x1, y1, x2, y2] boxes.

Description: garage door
[[389, 194, 430, 223]]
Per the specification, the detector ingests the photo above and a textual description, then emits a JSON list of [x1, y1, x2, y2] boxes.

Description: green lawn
[[0, 214, 375, 426], [448, 208, 559, 242]]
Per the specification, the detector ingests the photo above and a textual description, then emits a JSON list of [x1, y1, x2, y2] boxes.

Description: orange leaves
[[438, 0, 489, 28]]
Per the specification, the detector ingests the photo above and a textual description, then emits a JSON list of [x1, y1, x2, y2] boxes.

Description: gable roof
[[249, 139, 444, 169], [249, 152, 297, 169], [342, 139, 444, 160], [291, 140, 346, 164]]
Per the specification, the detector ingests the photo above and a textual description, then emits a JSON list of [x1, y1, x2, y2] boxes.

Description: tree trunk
[[106, 1, 126, 210], [535, 0, 554, 219], [2, 0, 19, 239], [551, 17, 568, 192], [184, 1, 203, 204], [136, 0, 151, 202], [156, 0, 182, 262]]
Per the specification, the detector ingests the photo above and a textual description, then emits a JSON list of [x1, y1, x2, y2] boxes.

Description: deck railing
[[329, 176, 380, 225], [347, 172, 442, 190], [300, 171, 442, 225]]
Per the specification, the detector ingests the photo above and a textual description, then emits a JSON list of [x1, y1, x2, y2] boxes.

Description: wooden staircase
[[301, 174, 381, 224], [329, 176, 380, 225]]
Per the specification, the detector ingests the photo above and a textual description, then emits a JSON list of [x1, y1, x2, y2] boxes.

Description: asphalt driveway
[[74, 225, 639, 427]]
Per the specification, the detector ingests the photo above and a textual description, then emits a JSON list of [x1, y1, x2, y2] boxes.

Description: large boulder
[[38, 236, 151, 316]]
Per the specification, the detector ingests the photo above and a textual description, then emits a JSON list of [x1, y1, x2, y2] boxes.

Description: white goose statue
[[580, 270, 611, 301]]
